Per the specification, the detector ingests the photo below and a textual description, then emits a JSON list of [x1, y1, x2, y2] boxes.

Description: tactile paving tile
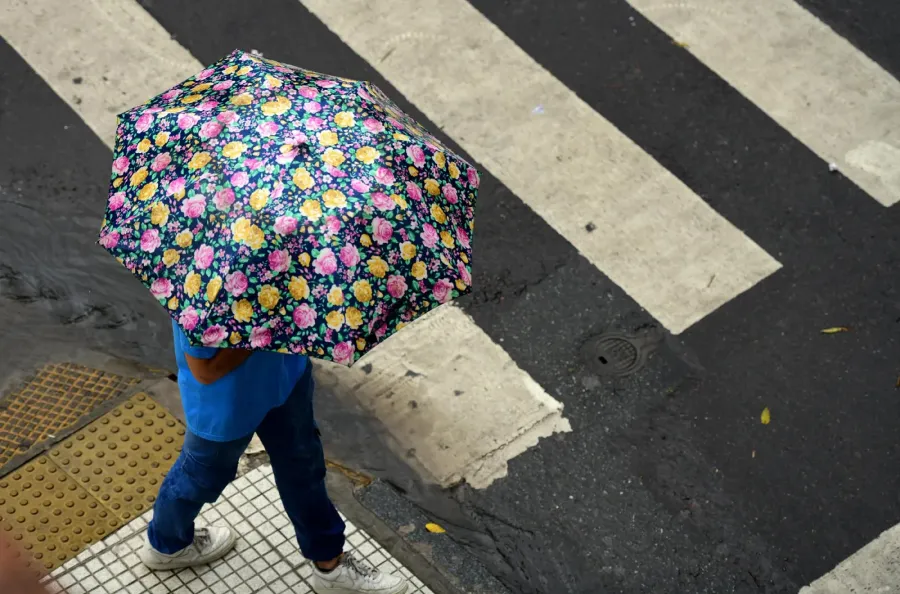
[[0, 393, 184, 574], [0, 363, 141, 471], [0, 457, 119, 572], [51, 394, 184, 523]]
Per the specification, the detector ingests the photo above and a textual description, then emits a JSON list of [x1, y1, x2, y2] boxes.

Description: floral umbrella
[[99, 49, 478, 366]]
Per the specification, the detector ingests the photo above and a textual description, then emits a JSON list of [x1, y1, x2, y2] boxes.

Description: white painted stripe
[[316, 306, 571, 488], [297, 0, 781, 335], [0, 0, 570, 488], [627, 0, 900, 208], [0, 0, 199, 148], [799, 523, 900, 593]]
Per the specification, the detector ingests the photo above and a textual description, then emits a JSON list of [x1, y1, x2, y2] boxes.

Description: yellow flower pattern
[[289, 276, 310, 300], [249, 189, 269, 210], [162, 249, 180, 267], [424, 179, 440, 196], [353, 280, 373, 303], [317, 130, 339, 146], [138, 182, 158, 202], [221, 141, 247, 158], [327, 286, 345, 306], [322, 148, 346, 168], [300, 200, 323, 221], [175, 231, 193, 248], [150, 202, 169, 225], [400, 242, 417, 260], [232, 299, 253, 322], [292, 167, 315, 190], [322, 190, 347, 209], [258, 285, 280, 310], [188, 152, 211, 170], [260, 96, 291, 116], [184, 272, 201, 297], [130, 167, 148, 187], [206, 276, 223, 302], [334, 111, 355, 127], [355, 146, 379, 164], [325, 311, 345, 330], [367, 256, 389, 279]]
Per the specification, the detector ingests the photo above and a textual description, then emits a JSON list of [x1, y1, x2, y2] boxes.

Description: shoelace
[[342, 553, 379, 581], [193, 528, 212, 552]]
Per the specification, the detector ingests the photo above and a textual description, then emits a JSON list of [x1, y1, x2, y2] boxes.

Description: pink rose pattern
[[224, 271, 249, 296], [99, 50, 477, 365], [268, 249, 291, 273], [273, 215, 298, 235]]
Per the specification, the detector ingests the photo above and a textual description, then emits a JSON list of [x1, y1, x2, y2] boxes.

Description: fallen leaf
[[821, 327, 850, 334], [673, 40, 690, 48], [751, 450, 756, 458], [425, 522, 446, 534], [760, 407, 771, 425]]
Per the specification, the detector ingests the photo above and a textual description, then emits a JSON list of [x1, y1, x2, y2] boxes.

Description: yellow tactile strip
[[0, 394, 183, 573], [0, 458, 117, 571], [0, 363, 141, 470]]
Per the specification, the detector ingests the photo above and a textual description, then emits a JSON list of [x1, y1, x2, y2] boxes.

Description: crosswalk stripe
[[799, 522, 900, 593], [0, 0, 198, 147], [298, 0, 782, 336], [315, 306, 571, 489], [0, 0, 570, 489], [627, 0, 900, 208]]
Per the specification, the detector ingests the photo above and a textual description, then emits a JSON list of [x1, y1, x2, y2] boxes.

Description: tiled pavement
[[45, 465, 433, 594]]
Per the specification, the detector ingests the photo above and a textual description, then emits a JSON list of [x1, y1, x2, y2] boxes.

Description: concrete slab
[[800, 523, 900, 593]]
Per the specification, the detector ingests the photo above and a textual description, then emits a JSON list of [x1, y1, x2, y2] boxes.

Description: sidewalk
[[0, 356, 504, 594], [46, 464, 433, 594]]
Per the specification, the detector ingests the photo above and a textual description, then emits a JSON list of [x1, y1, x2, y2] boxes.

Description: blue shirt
[[171, 321, 308, 442]]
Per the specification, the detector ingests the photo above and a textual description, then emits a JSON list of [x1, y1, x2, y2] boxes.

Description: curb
[[351, 479, 512, 594]]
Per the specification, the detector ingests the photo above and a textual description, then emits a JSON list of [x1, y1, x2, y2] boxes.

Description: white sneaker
[[312, 552, 410, 594], [139, 526, 237, 571]]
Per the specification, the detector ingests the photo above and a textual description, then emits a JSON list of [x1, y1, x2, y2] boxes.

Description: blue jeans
[[147, 365, 346, 561]]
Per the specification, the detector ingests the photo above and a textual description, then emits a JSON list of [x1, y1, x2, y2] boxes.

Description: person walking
[[138, 320, 409, 594], [101, 49, 477, 594]]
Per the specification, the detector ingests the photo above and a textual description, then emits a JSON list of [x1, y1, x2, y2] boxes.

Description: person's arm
[[184, 348, 253, 385]]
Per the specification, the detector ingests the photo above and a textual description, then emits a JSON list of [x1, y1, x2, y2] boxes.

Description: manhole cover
[[581, 334, 645, 376]]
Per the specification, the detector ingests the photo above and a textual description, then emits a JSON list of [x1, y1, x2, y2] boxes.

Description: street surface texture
[[1, 0, 899, 592]]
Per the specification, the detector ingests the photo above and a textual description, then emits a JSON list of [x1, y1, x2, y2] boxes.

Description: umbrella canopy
[[99, 50, 478, 365]]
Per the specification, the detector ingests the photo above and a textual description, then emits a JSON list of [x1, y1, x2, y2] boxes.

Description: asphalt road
[[1, 0, 899, 592]]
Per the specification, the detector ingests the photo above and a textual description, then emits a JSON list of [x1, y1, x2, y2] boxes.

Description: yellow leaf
[[821, 327, 850, 334], [425, 523, 446, 534], [673, 40, 690, 48], [760, 407, 771, 425]]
